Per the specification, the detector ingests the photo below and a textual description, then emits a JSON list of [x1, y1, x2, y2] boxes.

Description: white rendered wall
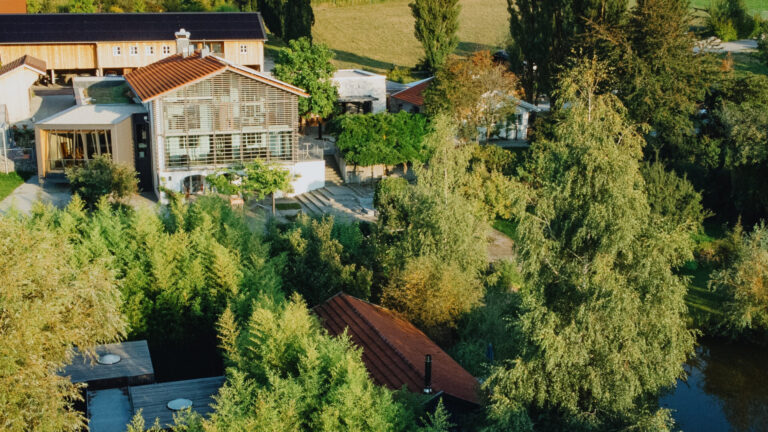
[[332, 70, 387, 114], [156, 159, 325, 202], [0, 68, 40, 124], [286, 159, 325, 195]]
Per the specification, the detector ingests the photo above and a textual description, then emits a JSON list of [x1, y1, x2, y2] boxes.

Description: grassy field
[[312, 0, 509, 74], [690, 0, 768, 16], [0, 172, 24, 201]]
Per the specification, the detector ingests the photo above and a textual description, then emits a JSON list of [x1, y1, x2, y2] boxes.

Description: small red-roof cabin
[[313, 293, 480, 415]]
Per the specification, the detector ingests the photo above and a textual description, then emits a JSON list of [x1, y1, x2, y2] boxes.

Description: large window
[[203, 42, 224, 54], [47, 130, 112, 171], [165, 132, 294, 169]]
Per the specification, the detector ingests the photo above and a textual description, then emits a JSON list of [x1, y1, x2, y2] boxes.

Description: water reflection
[[661, 337, 768, 432]]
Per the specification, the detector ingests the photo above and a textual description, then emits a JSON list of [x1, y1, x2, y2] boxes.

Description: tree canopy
[[424, 51, 519, 142], [331, 111, 431, 168], [274, 37, 338, 120], [484, 59, 695, 430], [0, 211, 125, 431]]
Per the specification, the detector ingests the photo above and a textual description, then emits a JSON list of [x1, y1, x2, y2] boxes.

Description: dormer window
[[163, 45, 171, 55], [129, 46, 138, 56]]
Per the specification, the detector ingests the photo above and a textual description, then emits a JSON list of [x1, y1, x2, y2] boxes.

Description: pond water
[[661, 337, 768, 432]]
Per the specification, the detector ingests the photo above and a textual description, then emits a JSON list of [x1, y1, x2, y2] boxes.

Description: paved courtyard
[[0, 176, 156, 215]]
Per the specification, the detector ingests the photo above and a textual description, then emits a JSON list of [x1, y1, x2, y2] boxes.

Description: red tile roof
[[390, 77, 433, 107], [0, 55, 46, 78], [314, 293, 479, 405], [124, 51, 308, 102]]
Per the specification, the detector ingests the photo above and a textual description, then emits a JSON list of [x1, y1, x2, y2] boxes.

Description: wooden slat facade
[[0, 43, 96, 70], [0, 40, 264, 73]]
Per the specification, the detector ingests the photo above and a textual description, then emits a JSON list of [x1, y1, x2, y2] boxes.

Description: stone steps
[[324, 155, 344, 185], [294, 193, 323, 216]]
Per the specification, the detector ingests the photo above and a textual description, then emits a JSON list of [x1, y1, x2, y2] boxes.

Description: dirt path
[[487, 228, 515, 262]]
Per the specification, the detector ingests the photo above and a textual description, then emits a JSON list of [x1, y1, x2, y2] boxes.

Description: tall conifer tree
[[410, 0, 460, 72]]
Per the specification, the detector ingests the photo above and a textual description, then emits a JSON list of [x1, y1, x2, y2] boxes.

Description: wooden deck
[[129, 376, 225, 428], [63, 340, 154, 389]]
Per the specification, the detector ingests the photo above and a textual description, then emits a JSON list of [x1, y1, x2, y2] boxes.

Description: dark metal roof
[[62, 340, 155, 390], [0, 12, 267, 44]]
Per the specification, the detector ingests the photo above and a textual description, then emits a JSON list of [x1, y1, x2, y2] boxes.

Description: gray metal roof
[[63, 340, 154, 386], [130, 376, 225, 428]]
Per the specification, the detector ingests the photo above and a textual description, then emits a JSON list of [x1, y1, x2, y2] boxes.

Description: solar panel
[[0, 12, 267, 43]]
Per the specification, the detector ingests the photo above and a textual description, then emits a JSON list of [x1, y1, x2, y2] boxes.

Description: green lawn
[[690, 0, 768, 16], [0, 172, 24, 201], [728, 52, 768, 77], [312, 0, 509, 74], [493, 218, 518, 241]]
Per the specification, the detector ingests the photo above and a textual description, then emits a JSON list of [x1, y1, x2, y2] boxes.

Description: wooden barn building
[[0, 12, 267, 79]]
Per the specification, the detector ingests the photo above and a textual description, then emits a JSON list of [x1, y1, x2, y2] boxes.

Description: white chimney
[[175, 28, 191, 57]]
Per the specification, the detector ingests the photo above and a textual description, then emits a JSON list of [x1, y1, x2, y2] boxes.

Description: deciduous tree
[[710, 223, 768, 338], [207, 160, 293, 214], [274, 37, 338, 131], [484, 59, 695, 430], [424, 51, 519, 142]]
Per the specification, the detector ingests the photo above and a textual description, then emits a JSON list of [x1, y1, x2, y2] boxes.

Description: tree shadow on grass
[[331, 49, 400, 71], [454, 41, 500, 57]]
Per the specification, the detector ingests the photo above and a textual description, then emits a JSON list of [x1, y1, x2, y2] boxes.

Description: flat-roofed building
[[35, 102, 147, 179], [128, 376, 225, 428], [0, 13, 267, 78], [63, 340, 155, 390]]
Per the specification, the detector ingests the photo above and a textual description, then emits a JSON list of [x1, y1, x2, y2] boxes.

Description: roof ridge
[[338, 294, 425, 384]]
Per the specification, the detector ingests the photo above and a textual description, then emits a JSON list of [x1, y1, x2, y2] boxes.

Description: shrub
[[708, 0, 754, 41], [758, 33, 768, 65], [381, 255, 483, 342], [387, 66, 413, 84], [65, 155, 138, 207], [331, 112, 430, 168], [710, 223, 768, 338]]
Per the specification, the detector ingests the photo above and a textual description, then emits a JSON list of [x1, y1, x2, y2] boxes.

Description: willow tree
[[484, 60, 695, 431]]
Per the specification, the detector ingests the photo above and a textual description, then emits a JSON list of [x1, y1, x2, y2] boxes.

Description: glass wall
[[47, 130, 112, 171], [164, 131, 293, 168]]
